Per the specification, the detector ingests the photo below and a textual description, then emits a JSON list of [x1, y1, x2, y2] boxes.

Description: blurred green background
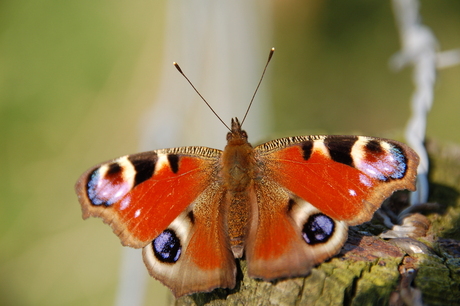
[[1, 1, 459, 305]]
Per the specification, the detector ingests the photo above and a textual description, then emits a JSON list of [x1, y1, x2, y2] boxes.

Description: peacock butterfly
[[75, 49, 419, 297]]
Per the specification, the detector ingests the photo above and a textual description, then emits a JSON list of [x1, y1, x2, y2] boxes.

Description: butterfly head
[[226, 118, 248, 145]]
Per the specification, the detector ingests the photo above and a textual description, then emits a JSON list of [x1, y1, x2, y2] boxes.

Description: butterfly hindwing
[[245, 182, 348, 280], [142, 179, 237, 297]]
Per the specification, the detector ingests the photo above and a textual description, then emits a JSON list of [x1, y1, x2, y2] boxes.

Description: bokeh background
[[1, 1, 459, 305]]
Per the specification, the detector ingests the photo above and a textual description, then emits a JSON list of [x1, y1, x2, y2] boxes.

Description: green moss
[[414, 254, 460, 305], [351, 258, 400, 306]]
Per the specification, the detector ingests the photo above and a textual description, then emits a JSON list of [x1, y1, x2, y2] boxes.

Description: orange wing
[[245, 135, 419, 280], [257, 135, 418, 224], [75, 147, 220, 247]]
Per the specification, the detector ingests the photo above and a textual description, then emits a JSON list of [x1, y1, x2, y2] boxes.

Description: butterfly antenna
[[240, 47, 275, 126], [173, 62, 231, 131]]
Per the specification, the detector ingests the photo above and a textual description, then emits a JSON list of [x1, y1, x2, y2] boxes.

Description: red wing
[[245, 182, 348, 280], [255, 135, 419, 225], [75, 146, 222, 248]]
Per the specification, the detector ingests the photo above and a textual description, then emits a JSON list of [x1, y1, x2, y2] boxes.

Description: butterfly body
[[222, 119, 255, 258], [76, 117, 419, 297]]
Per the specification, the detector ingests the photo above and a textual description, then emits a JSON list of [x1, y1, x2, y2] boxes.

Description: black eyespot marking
[[153, 229, 182, 263], [365, 140, 384, 154], [187, 210, 195, 224], [301, 141, 313, 160], [302, 214, 335, 245], [287, 198, 296, 212], [324, 137, 357, 167], [106, 162, 122, 177], [128, 157, 156, 187], [168, 154, 180, 174]]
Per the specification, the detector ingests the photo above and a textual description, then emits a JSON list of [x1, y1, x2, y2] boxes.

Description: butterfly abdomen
[[221, 119, 258, 258]]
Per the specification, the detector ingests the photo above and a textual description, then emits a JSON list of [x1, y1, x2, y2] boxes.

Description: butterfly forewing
[[75, 147, 222, 248], [255, 135, 419, 225]]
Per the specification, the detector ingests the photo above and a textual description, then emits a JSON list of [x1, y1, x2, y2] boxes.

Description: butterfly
[[75, 50, 419, 298]]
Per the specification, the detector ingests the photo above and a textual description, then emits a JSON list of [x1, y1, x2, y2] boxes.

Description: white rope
[[391, 0, 460, 204]]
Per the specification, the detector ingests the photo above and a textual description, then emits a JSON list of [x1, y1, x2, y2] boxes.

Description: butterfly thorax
[[221, 118, 256, 257], [223, 119, 254, 191]]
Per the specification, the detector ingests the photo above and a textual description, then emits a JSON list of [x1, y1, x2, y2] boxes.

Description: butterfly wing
[[246, 135, 419, 280], [75, 147, 236, 297]]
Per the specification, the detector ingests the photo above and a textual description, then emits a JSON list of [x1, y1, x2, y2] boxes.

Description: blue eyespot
[[152, 229, 182, 263], [302, 214, 335, 245]]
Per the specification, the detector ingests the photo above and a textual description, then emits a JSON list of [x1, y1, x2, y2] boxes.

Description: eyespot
[[302, 213, 335, 245], [152, 229, 182, 263], [87, 165, 130, 206]]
